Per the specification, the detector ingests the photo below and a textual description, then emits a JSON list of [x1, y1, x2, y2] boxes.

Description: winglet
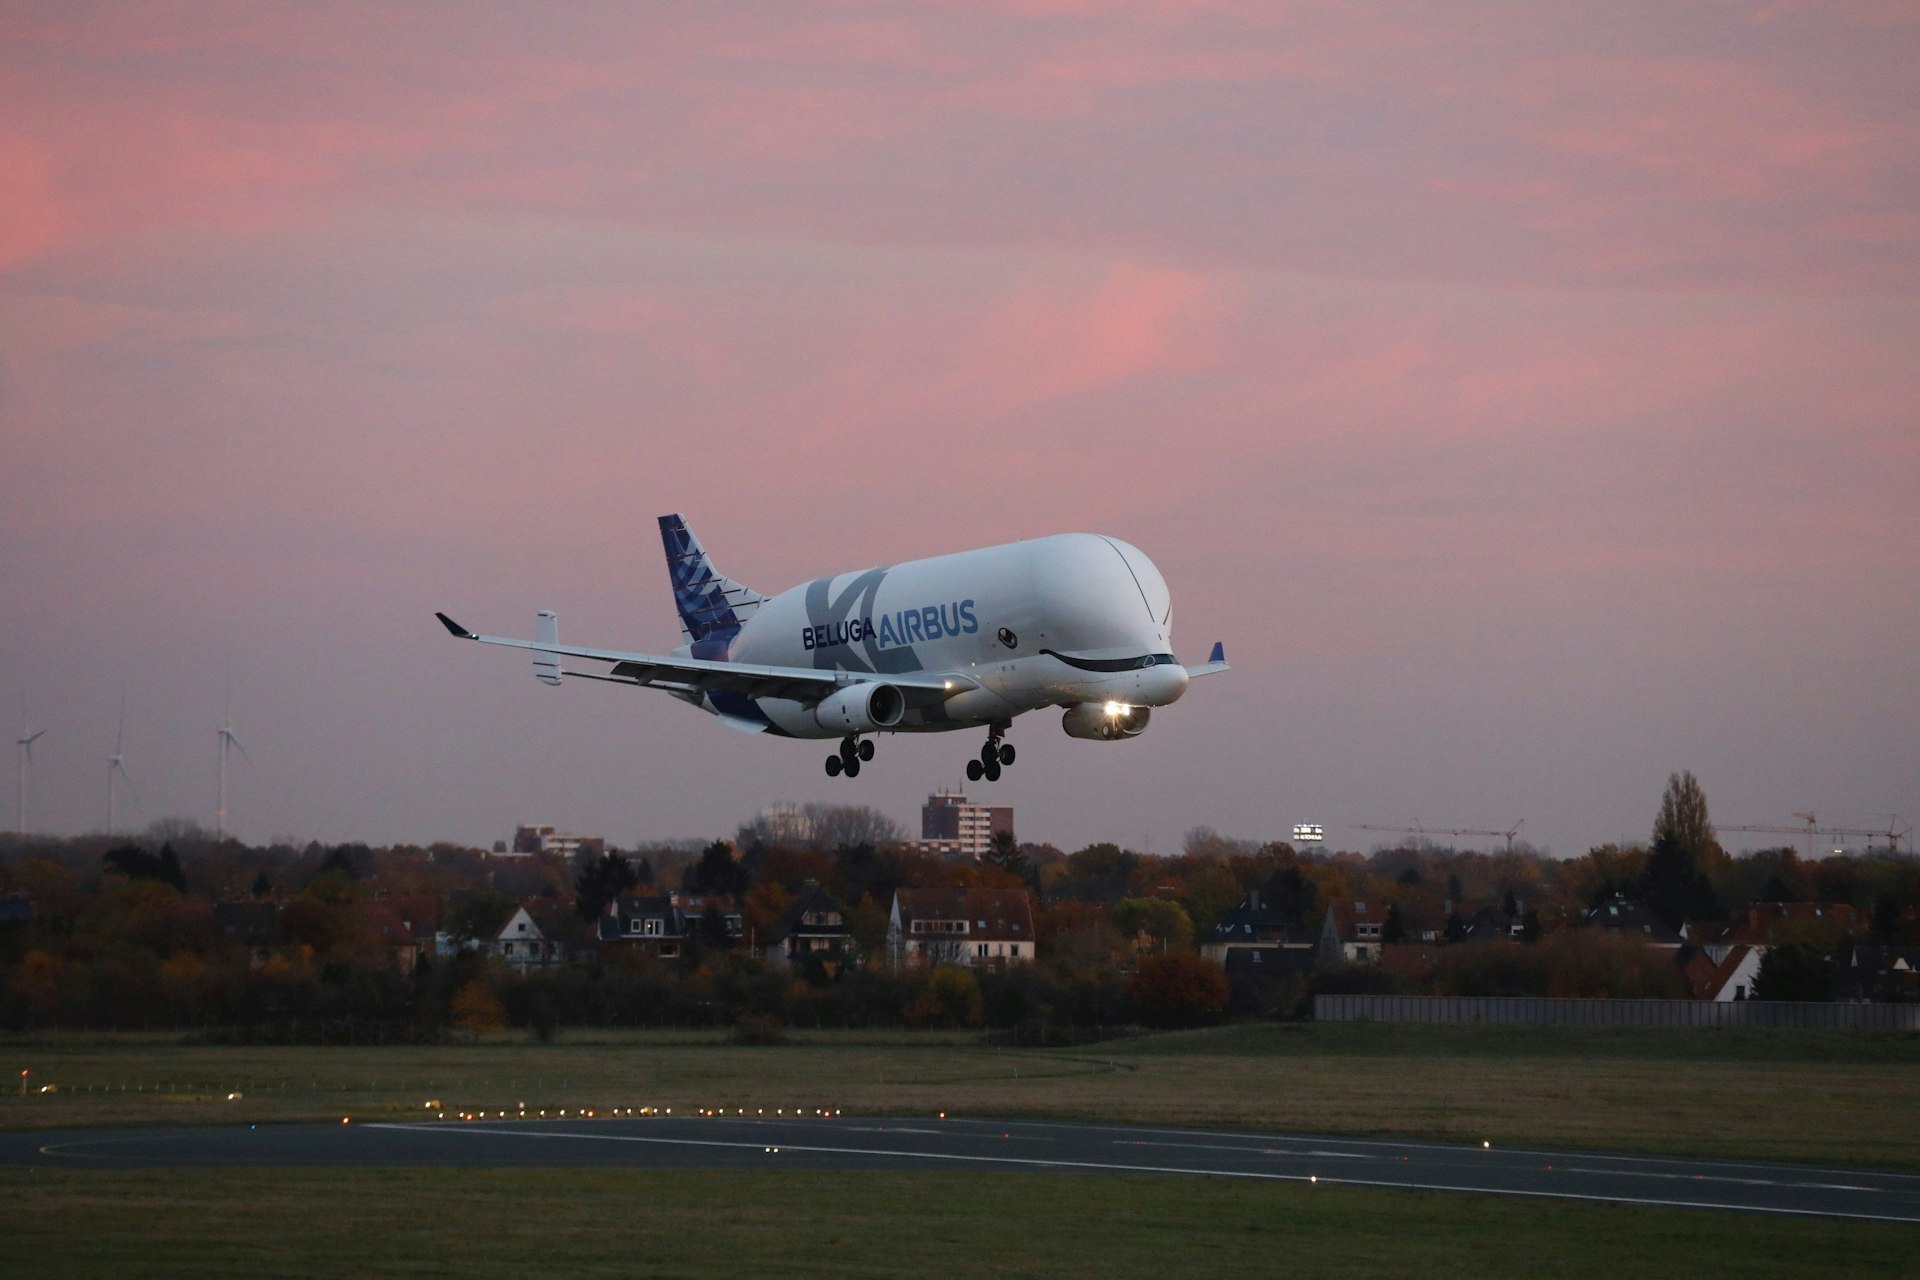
[[1208, 641, 1225, 665], [435, 612, 475, 639]]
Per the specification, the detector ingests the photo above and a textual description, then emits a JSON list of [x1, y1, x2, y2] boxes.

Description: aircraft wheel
[[966, 758, 984, 782], [825, 756, 843, 777], [844, 756, 861, 778], [983, 759, 1002, 782], [998, 743, 1016, 766], [980, 739, 999, 766], [858, 739, 875, 762]]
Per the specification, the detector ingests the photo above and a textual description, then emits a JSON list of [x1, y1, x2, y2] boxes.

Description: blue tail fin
[[658, 515, 766, 654]]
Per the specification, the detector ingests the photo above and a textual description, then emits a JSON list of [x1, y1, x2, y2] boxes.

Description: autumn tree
[[1181, 865, 1245, 938], [1112, 897, 1194, 953], [985, 831, 1036, 889], [684, 841, 750, 899], [1753, 942, 1837, 1001], [1261, 863, 1320, 925], [1382, 902, 1407, 944], [905, 965, 983, 1028], [574, 850, 642, 921], [443, 891, 517, 945], [1643, 770, 1725, 928], [101, 844, 186, 892], [452, 979, 507, 1036], [742, 880, 794, 951], [1061, 843, 1138, 902], [1129, 952, 1229, 1028]]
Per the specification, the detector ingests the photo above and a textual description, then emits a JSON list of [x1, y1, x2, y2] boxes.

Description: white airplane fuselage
[[698, 533, 1189, 738], [437, 517, 1225, 775]]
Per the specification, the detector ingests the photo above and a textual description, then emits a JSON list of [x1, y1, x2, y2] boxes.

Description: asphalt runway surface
[[6, 1114, 1918, 1223]]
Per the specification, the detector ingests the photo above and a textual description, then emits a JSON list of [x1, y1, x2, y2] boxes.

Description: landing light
[[1103, 701, 1129, 716]]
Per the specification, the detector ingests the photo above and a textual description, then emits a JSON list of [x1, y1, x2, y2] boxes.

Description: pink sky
[[2, 2, 1916, 856]]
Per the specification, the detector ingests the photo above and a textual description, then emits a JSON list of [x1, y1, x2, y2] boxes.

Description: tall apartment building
[[918, 787, 1012, 859]]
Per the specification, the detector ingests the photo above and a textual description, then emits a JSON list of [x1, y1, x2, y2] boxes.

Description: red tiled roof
[[894, 887, 1034, 943], [1707, 902, 1861, 946]]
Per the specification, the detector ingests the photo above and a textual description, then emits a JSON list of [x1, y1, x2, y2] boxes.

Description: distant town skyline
[[3, 5, 1915, 858]]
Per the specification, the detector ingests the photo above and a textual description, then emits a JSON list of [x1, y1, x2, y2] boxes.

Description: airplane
[[436, 515, 1227, 781]]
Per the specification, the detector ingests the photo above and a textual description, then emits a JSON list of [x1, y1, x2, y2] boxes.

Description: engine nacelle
[[814, 682, 906, 733], [1061, 701, 1151, 741]]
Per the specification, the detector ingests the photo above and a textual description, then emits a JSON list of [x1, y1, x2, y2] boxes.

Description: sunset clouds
[[2, 3, 1914, 852]]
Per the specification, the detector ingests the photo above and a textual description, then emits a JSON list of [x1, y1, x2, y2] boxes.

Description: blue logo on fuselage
[[804, 599, 977, 651]]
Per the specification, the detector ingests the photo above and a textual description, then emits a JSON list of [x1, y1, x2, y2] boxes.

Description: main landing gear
[[825, 735, 876, 778], [965, 726, 1016, 783]]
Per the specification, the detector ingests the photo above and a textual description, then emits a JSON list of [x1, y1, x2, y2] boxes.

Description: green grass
[[6, 1023, 1919, 1170], [1, 1170, 1913, 1279]]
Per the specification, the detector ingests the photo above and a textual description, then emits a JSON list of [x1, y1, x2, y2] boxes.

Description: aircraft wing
[[434, 613, 970, 705]]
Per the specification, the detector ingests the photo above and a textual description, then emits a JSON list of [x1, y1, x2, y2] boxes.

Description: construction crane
[[1351, 820, 1525, 855], [1721, 813, 1911, 856]]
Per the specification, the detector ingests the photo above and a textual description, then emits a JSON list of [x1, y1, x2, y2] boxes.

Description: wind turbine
[[15, 700, 45, 838], [216, 666, 250, 842], [106, 690, 139, 838]]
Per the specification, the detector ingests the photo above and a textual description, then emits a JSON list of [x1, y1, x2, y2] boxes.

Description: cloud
[[0, 133, 71, 268]]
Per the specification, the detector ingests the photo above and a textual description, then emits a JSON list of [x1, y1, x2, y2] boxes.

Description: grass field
[[2, 1169, 1914, 1279], [6, 1023, 1919, 1170]]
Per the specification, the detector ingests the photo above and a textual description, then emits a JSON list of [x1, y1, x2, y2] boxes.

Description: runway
[[7, 1114, 1919, 1223]]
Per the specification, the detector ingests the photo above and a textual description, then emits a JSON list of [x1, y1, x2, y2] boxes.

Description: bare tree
[[1652, 770, 1716, 859], [804, 803, 901, 851]]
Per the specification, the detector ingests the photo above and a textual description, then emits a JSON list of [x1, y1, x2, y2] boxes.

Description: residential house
[[1198, 890, 1320, 967], [213, 901, 280, 970], [1322, 899, 1393, 963], [762, 881, 853, 969], [1676, 943, 1764, 1002], [1580, 894, 1684, 948], [1691, 902, 1864, 957], [1843, 945, 1920, 1003], [598, 893, 688, 961], [1459, 904, 1523, 944], [889, 887, 1035, 968], [673, 892, 744, 945], [491, 901, 578, 974]]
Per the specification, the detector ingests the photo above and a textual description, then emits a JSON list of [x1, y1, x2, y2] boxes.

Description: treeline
[[2, 775, 1916, 1038]]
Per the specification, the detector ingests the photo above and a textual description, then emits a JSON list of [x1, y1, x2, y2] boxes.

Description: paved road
[[6, 1114, 1918, 1223]]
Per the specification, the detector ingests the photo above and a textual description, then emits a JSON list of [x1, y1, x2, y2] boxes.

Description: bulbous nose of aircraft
[[1132, 662, 1189, 706]]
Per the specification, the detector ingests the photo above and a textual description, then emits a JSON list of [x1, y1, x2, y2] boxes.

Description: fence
[[1312, 994, 1920, 1030]]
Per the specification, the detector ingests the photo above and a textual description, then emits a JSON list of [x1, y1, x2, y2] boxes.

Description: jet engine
[[814, 682, 906, 733], [1061, 701, 1151, 741]]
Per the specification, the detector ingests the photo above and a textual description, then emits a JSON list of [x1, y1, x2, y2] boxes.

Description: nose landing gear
[[965, 725, 1015, 783], [825, 735, 875, 778]]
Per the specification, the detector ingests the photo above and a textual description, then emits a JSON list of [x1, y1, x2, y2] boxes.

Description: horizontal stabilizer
[[1186, 641, 1230, 679], [533, 611, 563, 686]]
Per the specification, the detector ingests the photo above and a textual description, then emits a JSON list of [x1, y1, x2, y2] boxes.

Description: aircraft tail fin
[[658, 514, 767, 651]]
